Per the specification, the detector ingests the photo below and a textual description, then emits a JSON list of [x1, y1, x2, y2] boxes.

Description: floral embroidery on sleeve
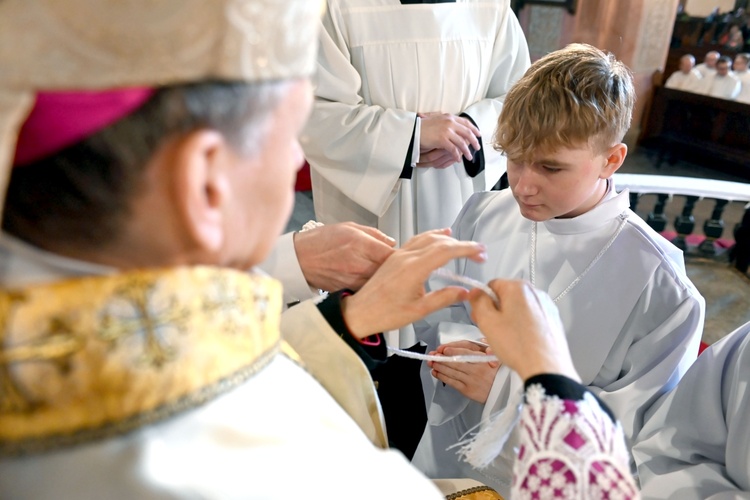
[[512, 384, 640, 500]]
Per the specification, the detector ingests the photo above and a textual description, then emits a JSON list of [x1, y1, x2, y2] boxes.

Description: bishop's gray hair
[[3, 80, 289, 251]]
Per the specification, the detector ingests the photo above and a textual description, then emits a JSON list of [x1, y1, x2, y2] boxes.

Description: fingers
[[431, 355, 499, 403], [417, 149, 456, 169], [418, 286, 471, 314], [401, 232, 488, 277], [449, 129, 479, 162], [432, 368, 468, 393], [436, 340, 485, 354], [419, 113, 481, 163], [351, 224, 397, 247], [439, 345, 499, 368]]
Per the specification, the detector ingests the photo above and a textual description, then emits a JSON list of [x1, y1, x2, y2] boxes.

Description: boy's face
[[507, 143, 623, 221]]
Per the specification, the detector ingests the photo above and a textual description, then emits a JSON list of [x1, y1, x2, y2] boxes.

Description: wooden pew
[[639, 86, 750, 177], [662, 44, 739, 85]]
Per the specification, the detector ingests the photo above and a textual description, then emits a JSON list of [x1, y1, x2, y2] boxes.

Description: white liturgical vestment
[[735, 70, 750, 104], [664, 69, 703, 93], [701, 73, 742, 100], [304, 0, 530, 346], [634, 322, 750, 499], [0, 235, 444, 499], [412, 184, 705, 495], [303, 0, 529, 245], [695, 62, 717, 78]]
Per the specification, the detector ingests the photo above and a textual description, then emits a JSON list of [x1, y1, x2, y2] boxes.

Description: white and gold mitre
[[0, 0, 324, 215], [0, 0, 323, 88]]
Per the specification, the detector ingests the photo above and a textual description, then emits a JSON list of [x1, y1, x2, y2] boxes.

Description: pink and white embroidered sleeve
[[511, 384, 640, 500]]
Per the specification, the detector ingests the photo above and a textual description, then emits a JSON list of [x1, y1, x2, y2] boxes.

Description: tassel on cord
[[450, 388, 524, 469]]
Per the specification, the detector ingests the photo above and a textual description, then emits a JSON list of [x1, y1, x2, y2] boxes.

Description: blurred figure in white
[[695, 50, 721, 77], [665, 54, 703, 93], [733, 52, 750, 103], [700, 56, 741, 99]]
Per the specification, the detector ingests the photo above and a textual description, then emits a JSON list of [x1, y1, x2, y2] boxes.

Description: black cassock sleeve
[[315, 289, 387, 372]]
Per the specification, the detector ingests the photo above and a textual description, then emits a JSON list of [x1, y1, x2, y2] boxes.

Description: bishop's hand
[[341, 228, 487, 339], [469, 280, 581, 383], [294, 222, 396, 292]]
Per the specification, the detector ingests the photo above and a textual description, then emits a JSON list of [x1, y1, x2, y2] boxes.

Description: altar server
[[412, 43, 705, 497]]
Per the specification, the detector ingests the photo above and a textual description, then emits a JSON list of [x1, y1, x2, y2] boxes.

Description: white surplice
[[700, 73, 742, 100], [633, 322, 750, 499], [259, 232, 321, 307], [664, 69, 703, 93], [0, 234, 443, 499], [304, 0, 530, 347], [695, 63, 717, 79], [412, 184, 705, 495], [735, 70, 750, 104]]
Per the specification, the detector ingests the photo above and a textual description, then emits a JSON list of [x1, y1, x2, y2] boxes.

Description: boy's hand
[[469, 280, 581, 383], [428, 340, 500, 404]]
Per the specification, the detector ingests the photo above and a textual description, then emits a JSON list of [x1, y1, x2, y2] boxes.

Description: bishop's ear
[[601, 143, 628, 178], [171, 129, 232, 255]]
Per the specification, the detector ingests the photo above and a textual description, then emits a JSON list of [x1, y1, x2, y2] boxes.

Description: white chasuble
[[0, 239, 443, 499], [634, 323, 750, 499], [412, 185, 705, 495]]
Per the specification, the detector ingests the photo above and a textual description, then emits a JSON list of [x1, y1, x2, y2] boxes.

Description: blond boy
[[412, 44, 705, 495]]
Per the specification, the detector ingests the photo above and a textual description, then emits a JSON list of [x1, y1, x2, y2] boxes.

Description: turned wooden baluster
[[673, 195, 699, 252], [699, 199, 728, 256], [646, 193, 670, 233], [628, 192, 640, 213]]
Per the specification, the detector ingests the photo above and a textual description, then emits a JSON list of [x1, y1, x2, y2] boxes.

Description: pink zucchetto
[[12, 89, 155, 167]]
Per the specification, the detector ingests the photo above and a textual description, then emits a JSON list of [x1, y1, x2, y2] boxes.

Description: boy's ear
[[171, 130, 231, 254], [600, 143, 627, 178]]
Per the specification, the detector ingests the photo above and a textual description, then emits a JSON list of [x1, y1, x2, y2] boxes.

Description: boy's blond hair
[[495, 43, 634, 160]]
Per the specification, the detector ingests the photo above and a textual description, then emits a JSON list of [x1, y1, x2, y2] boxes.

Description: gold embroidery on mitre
[[0, 267, 282, 456]]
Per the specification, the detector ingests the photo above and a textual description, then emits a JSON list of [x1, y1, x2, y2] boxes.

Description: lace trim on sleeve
[[512, 384, 640, 500]]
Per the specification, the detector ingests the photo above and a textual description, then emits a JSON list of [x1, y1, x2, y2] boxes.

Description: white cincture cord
[[387, 346, 498, 363], [387, 268, 500, 363]]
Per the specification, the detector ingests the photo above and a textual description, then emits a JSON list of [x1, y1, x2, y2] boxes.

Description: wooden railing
[[614, 173, 750, 273]]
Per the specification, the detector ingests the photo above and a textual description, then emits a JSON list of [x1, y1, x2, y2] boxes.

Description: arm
[[634, 326, 750, 500], [282, 229, 487, 444], [468, 280, 639, 499], [586, 276, 705, 444]]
